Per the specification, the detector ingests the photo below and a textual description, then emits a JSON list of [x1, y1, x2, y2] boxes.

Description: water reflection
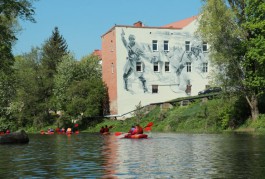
[[101, 134, 118, 178], [0, 132, 264, 178]]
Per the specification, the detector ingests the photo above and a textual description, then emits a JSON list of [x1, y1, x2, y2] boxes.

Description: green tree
[[40, 27, 69, 120], [54, 54, 108, 122], [198, 0, 265, 120], [0, 0, 36, 129], [11, 48, 44, 128], [42, 27, 68, 75], [0, 0, 36, 73], [54, 54, 77, 111], [133, 101, 146, 124]]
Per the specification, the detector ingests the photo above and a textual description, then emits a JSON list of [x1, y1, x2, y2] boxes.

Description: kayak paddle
[[115, 132, 123, 136], [144, 122, 153, 128]]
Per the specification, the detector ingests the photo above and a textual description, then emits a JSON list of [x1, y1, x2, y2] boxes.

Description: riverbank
[[84, 96, 265, 134], [26, 94, 265, 134]]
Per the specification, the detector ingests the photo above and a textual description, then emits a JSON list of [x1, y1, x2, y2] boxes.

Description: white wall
[[115, 21, 211, 116]]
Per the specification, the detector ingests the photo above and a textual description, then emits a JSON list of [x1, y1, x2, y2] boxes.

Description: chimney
[[93, 49, 102, 59], [133, 21, 143, 27]]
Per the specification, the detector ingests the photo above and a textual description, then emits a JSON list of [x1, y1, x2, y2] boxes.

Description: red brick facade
[[102, 28, 118, 114]]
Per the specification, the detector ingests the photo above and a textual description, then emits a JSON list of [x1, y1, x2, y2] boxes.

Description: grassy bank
[[25, 94, 265, 134], [84, 95, 265, 134]]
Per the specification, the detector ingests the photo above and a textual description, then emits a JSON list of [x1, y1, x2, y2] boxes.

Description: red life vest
[[137, 126, 143, 134], [100, 128, 104, 133], [104, 127, 109, 132]]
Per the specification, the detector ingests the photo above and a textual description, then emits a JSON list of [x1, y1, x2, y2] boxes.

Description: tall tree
[[42, 27, 68, 75], [198, 0, 265, 120], [40, 27, 68, 118], [0, 0, 35, 128], [11, 48, 46, 128]]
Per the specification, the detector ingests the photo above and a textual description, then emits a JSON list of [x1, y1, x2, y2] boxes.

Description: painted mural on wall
[[121, 29, 208, 95], [121, 29, 148, 93]]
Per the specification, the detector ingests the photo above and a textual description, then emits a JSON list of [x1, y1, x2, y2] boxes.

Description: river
[[0, 132, 264, 178]]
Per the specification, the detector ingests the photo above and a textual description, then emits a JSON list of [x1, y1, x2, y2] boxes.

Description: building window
[[136, 62, 142, 72], [185, 41, 190, 51], [202, 63, 208, 72], [111, 63, 114, 74], [165, 62, 170, 72], [186, 62, 191, 72], [203, 42, 208, 52], [164, 40, 169, 51], [152, 85, 158, 93], [153, 62, 159, 72], [152, 40, 158, 51]]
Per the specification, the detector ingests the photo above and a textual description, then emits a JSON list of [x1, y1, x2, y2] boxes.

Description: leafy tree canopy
[[0, 0, 36, 73], [198, 0, 265, 120]]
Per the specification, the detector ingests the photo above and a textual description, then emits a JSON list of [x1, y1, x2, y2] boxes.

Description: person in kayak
[[135, 124, 143, 134], [104, 125, 109, 133], [128, 125, 136, 134], [66, 127, 72, 134], [100, 126, 105, 134]]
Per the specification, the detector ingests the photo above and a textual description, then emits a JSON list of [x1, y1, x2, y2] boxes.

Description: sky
[[13, 0, 203, 60]]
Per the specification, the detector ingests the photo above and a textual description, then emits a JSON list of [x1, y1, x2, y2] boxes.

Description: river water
[[0, 132, 265, 178]]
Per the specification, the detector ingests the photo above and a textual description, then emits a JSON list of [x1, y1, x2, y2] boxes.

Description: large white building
[[101, 16, 211, 118]]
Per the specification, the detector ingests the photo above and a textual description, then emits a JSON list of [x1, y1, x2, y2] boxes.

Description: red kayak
[[124, 134, 148, 139]]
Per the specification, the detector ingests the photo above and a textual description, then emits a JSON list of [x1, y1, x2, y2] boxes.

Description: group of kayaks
[[40, 130, 79, 135], [40, 122, 153, 139]]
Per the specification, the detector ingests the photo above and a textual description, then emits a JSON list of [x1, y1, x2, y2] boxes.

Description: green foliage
[[65, 79, 105, 118], [0, 116, 16, 132], [0, 0, 36, 73], [11, 48, 44, 128], [244, 114, 265, 132], [0, 0, 36, 130], [198, 0, 265, 120], [242, 0, 265, 96], [133, 101, 146, 123], [54, 54, 107, 120], [54, 54, 77, 110], [42, 27, 68, 74]]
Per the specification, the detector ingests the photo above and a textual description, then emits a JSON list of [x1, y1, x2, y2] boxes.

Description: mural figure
[[168, 40, 206, 94], [121, 29, 149, 93], [120, 29, 207, 95]]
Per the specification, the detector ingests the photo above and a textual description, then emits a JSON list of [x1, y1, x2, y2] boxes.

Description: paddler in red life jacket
[[135, 124, 143, 134], [100, 126, 104, 134], [104, 125, 109, 133], [128, 125, 136, 134]]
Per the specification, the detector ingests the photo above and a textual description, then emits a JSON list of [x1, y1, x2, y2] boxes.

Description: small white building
[[101, 16, 211, 118]]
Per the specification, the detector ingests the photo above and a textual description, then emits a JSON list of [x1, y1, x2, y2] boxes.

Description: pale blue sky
[[13, 0, 203, 60]]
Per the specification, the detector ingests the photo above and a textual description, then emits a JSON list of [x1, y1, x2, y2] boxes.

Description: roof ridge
[[162, 15, 198, 29]]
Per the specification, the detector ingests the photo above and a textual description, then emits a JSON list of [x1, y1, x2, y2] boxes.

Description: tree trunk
[[246, 95, 259, 120]]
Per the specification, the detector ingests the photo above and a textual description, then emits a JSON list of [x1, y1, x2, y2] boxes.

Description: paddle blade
[[115, 132, 123, 136], [145, 122, 154, 128], [144, 127, 152, 131]]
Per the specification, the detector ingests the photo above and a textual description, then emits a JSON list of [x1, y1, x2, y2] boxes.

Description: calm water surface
[[0, 132, 265, 178]]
